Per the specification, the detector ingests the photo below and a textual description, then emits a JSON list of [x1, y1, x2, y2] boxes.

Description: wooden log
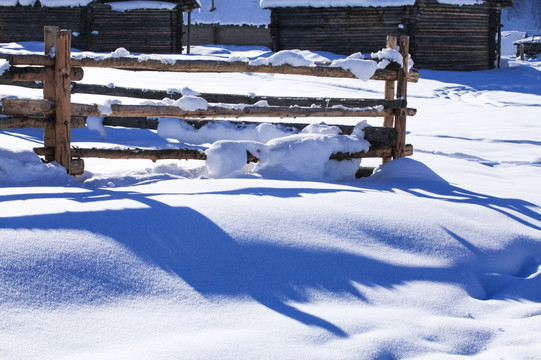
[[383, 35, 397, 164], [1, 98, 416, 119], [34, 147, 207, 162], [330, 144, 413, 160], [43, 26, 58, 163], [70, 102, 396, 118], [0, 116, 85, 129], [7, 54, 420, 82], [1, 98, 55, 115], [54, 30, 72, 173], [34, 144, 412, 163], [0, 67, 83, 82], [394, 35, 410, 160], [70, 158, 85, 176], [69, 83, 408, 109]]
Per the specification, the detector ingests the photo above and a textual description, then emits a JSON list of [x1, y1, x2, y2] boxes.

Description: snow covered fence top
[[260, 0, 490, 8], [7, 47, 418, 82]]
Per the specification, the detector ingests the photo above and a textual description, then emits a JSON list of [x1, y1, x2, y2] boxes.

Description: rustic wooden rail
[[0, 27, 416, 176]]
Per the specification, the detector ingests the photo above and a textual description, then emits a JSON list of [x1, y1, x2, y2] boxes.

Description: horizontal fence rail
[[0, 26, 416, 176]]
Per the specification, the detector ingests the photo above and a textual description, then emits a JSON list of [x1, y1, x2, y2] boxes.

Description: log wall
[[0, 4, 185, 54], [271, 7, 406, 56], [270, 1, 506, 70], [409, 2, 495, 70]]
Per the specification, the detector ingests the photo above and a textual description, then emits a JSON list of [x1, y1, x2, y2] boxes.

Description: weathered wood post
[[383, 35, 397, 164], [43, 26, 58, 163], [186, 11, 192, 54], [519, 44, 525, 61], [54, 29, 73, 173], [393, 35, 409, 159]]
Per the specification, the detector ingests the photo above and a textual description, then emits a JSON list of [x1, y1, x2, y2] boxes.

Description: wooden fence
[[0, 27, 418, 177]]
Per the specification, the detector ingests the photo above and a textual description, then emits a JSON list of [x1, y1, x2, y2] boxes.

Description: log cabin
[[0, 0, 200, 53], [262, 0, 513, 70]]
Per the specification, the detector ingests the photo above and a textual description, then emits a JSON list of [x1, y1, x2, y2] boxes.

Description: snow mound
[[330, 57, 379, 81], [205, 121, 370, 180], [250, 50, 314, 67], [364, 158, 450, 186], [0, 149, 75, 187]]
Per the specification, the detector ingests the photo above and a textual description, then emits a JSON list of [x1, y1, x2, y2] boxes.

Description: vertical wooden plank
[[43, 26, 58, 162], [382, 35, 397, 164], [497, 9, 502, 69], [176, 7, 184, 53], [54, 30, 72, 173], [186, 11, 191, 54], [394, 35, 409, 160]]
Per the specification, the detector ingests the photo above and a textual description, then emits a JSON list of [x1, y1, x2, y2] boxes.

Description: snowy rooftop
[[514, 35, 541, 45], [260, 0, 497, 8], [0, 0, 200, 8]]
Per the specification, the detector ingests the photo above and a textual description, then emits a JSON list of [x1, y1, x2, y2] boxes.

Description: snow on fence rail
[[0, 26, 417, 176]]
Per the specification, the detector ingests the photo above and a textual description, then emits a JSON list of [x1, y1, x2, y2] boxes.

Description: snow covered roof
[[0, 0, 200, 8], [260, 0, 499, 8], [0, 0, 93, 5], [513, 35, 541, 45]]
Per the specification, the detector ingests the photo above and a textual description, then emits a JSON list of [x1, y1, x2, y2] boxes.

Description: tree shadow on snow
[[0, 186, 478, 338], [357, 158, 541, 232], [1, 158, 539, 337]]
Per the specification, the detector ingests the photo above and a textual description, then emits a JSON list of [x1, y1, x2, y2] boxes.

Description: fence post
[[43, 26, 58, 163], [54, 30, 72, 173], [519, 44, 525, 61], [382, 35, 397, 164], [394, 35, 409, 159]]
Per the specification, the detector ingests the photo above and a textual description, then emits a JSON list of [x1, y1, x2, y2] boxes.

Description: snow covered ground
[[1, 37, 540, 359]]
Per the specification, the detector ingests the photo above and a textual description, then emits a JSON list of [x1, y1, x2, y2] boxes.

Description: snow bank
[[0, 149, 75, 186], [158, 117, 370, 179], [205, 121, 370, 180]]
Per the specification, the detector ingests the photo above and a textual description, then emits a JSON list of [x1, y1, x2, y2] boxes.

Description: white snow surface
[[1, 35, 541, 359], [106, 1, 178, 12], [191, 0, 270, 26]]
